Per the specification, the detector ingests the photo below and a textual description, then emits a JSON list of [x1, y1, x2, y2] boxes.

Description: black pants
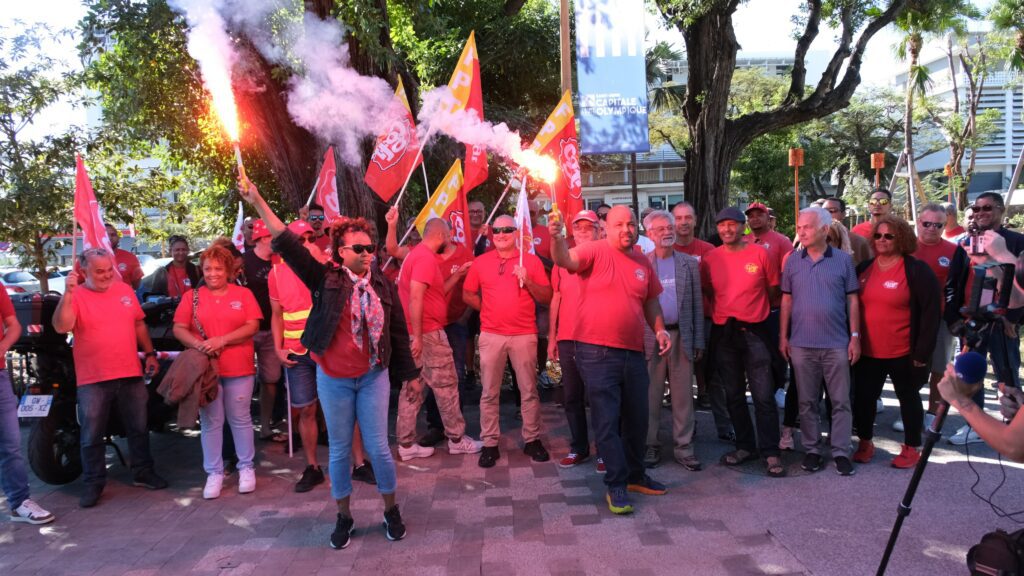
[[853, 355, 928, 447], [712, 321, 780, 456]]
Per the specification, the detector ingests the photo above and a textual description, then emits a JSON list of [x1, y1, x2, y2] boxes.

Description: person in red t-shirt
[[173, 244, 261, 499], [302, 203, 333, 253], [853, 216, 940, 469], [463, 214, 553, 468], [142, 235, 200, 299], [0, 285, 55, 524], [549, 205, 671, 515], [941, 201, 966, 241], [105, 223, 144, 289], [851, 188, 894, 240], [701, 207, 785, 477], [53, 248, 167, 508], [549, 209, 602, 470], [395, 219, 481, 461]]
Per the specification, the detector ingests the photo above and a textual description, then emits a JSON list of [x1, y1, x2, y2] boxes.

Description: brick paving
[[1, 385, 1023, 575]]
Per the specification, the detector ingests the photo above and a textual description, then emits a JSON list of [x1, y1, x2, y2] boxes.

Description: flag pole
[[518, 177, 527, 288], [391, 127, 436, 209], [421, 162, 431, 194], [380, 164, 433, 271], [484, 170, 525, 226]]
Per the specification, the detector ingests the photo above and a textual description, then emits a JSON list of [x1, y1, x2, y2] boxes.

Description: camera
[[951, 262, 1016, 352], [968, 222, 987, 255]]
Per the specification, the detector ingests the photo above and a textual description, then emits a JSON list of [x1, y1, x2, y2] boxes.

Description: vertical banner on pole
[[574, 0, 650, 154]]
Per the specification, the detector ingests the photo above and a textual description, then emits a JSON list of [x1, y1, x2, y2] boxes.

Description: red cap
[[287, 220, 314, 236], [251, 219, 271, 241], [745, 202, 769, 214], [571, 210, 599, 224]]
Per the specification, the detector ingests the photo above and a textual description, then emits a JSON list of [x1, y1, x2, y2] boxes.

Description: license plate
[[18, 394, 53, 417]]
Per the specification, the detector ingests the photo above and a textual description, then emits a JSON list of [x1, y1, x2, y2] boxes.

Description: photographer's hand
[[982, 231, 1016, 265], [998, 382, 1024, 421]]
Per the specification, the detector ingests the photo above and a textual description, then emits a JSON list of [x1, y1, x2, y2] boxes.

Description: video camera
[[951, 262, 1016, 352]]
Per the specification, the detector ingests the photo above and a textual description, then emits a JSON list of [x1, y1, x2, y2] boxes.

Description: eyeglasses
[[970, 204, 996, 212], [868, 198, 891, 206], [920, 221, 944, 229], [307, 215, 325, 221], [341, 244, 376, 254], [492, 226, 517, 235], [873, 233, 896, 241]]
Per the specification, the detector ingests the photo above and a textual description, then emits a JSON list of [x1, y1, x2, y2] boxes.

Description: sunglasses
[[873, 233, 896, 241], [307, 215, 326, 221], [920, 221, 944, 229], [868, 198, 891, 206], [970, 204, 996, 212], [342, 244, 376, 254], [492, 226, 517, 235]]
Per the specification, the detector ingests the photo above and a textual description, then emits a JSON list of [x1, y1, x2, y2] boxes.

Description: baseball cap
[[571, 210, 599, 224], [251, 219, 271, 241], [745, 202, 769, 214], [715, 207, 746, 224], [287, 220, 314, 236]]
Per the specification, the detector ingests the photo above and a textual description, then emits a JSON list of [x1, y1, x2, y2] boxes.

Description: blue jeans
[[574, 342, 648, 489], [200, 376, 255, 475], [559, 340, 590, 456], [317, 366, 396, 500], [0, 370, 30, 509], [77, 377, 154, 488], [285, 353, 318, 408]]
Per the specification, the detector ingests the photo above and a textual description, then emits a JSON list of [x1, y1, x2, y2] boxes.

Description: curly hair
[[199, 243, 236, 277], [328, 217, 376, 265], [872, 215, 917, 255]]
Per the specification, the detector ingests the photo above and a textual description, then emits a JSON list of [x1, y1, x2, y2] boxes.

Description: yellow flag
[[413, 160, 464, 234]]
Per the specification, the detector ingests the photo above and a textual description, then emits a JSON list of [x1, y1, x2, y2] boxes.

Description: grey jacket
[[643, 251, 705, 360]]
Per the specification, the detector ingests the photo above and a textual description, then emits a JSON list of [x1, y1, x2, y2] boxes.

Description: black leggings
[[853, 355, 928, 447]]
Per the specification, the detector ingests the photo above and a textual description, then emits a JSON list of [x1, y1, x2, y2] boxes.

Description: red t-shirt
[[438, 244, 473, 325], [701, 243, 779, 325], [397, 243, 448, 334], [268, 261, 312, 355], [532, 225, 552, 261], [851, 221, 873, 240], [463, 250, 549, 336], [174, 284, 262, 377], [551, 265, 581, 342], [313, 234, 332, 253], [675, 238, 716, 317], [0, 286, 13, 321], [71, 282, 145, 386], [572, 241, 663, 352], [913, 239, 956, 313], [944, 225, 966, 241], [744, 230, 792, 307], [114, 249, 143, 287], [859, 260, 912, 359], [166, 265, 193, 298], [313, 303, 371, 379]]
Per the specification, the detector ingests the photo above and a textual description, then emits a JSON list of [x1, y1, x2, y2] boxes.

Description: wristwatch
[[850, 332, 860, 338], [657, 330, 670, 339]]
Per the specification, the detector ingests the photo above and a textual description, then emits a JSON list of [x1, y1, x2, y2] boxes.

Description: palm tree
[[646, 41, 685, 113], [894, 0, 977, 208], [990, 0, 1024, 204]]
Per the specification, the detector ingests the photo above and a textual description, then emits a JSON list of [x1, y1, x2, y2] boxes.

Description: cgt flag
[[74, 155, 121, 279], [231, 201, 246, 253], [413, 160, 468, 248], [309, 147, 342, 223], [529, 90, 584, 217], [365, 78, 423, 202], [446, 31, 488, 194]]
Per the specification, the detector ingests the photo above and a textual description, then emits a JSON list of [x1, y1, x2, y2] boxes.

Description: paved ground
[[1, 382, 1022, 576]]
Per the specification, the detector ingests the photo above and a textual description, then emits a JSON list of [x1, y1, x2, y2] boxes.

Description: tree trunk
[[904, 35, 925, 210]]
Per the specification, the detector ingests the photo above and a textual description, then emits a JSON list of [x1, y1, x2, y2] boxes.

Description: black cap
[[715, 207, 746, 224]]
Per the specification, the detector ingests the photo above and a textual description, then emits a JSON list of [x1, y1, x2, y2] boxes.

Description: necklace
[[876, 256, 901, 270]]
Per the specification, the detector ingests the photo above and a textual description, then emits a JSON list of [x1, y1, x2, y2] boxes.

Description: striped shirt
[[781, 246, 859, 349]]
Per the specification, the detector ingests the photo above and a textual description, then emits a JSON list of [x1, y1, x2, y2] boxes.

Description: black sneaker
[[801, 453, 823, 473], [330, 514, 354, 549], [352, 461, 377, 485], [834, 456, 855, 476], [79, 484, 103, 509], [523, 440, 550, 462], [417, 428, 446, 448], [478, 446, 500, 468], [383, 505, 406, 541], [295, 465, 325, 493], [132, 468, 169, 490]]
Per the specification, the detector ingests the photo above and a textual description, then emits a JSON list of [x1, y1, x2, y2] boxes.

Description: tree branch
[[503, 0, 528, 17], [785, 0, 822, 105]]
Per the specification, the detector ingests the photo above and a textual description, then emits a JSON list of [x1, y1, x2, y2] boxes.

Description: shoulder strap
[[192, 288, 208, 340]]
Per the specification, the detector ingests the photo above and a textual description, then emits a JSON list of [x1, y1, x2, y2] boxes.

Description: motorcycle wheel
[[28, 404, 82, 485]]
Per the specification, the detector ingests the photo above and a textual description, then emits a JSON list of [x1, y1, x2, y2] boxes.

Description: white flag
[[231, 201, 246, 253], [513, 178, 534, 255]]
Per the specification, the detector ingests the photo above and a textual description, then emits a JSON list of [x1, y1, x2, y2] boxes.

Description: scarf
[[343, 266, 385, 365]]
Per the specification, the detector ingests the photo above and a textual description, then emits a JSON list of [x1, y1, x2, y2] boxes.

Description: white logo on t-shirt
[[120, 296, 132, 306], [184, 279, 192, 287], [230, 301, 243, 310], [938, 256, 950, 267], [118, 263, 128, 272], [635, 269, 646, 282], [884, 280, 899, 289]]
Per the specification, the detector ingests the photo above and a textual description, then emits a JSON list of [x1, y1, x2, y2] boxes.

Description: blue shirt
[[654, 256, 678, 326], [781, 246, 859, 349]]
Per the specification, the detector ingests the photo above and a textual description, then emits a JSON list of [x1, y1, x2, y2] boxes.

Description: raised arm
[[548, 217, 580, 272]]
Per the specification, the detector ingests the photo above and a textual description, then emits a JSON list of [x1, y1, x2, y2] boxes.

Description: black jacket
[[856, 255, 940, 365], [142, 261, 200, 298], [272, 229, 420, 382]]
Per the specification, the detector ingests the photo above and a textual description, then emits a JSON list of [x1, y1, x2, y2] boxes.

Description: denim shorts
[[285, 353, 318, 408]]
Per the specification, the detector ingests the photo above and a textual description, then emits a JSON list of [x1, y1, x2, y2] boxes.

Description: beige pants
[[646, 329, 696, 459], [396, 329, 465, 445], [478, 332, 542, 447]]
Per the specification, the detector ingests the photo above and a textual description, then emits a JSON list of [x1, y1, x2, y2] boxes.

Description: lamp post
[[789, 148, 804, 223], [871, 152, 885, 188]]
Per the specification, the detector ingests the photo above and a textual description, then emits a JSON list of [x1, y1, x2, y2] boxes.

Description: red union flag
[[73, 156, 121, 278], [529, 90, 583, 217], [446, 31, 488, 193], [413, 160, 466, 247], [311, 147, 341, 223], [364, 78, 422, 202]]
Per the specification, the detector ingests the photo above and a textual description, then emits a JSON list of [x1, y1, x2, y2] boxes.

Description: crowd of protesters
[[0, 180, 1019, 549]]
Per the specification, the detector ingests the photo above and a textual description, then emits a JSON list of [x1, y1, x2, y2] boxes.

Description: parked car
[[1, 270, 41, 293], [45, 268, 73, 294]]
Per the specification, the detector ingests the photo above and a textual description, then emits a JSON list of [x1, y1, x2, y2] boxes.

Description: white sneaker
[[892, 419, 905, 432], [775, 388, 787, 409], [238, 468, 256, 494], [948, 425, 983, 446], [398, 444, 435, 461], [448, 436, 483, 455], [203, 474, 223, 499], [876, 398, 885, 414], [10, 499, 54, 525], [778, 426, 795, 451]]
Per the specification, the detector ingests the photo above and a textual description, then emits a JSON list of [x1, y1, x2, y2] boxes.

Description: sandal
[[720, 449, 757, 466], [765, 456, 787, 478], [259, 432, 288, 443]]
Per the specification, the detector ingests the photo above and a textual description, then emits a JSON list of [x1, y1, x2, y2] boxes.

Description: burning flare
[[513, 149, 558, 184], [206, 69, 240, 143]]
